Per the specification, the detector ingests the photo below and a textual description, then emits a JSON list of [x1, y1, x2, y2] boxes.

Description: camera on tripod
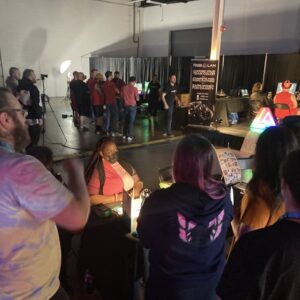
[[41, 74, 48, 80]]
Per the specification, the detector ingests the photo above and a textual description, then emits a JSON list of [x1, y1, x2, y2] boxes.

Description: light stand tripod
[[40, 75, 47, 145], [41, 75, 49, 113], [40, 75, 68, 145]]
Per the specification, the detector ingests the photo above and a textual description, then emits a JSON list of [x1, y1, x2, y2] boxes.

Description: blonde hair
[[252, 82, 262, 94], [95, 72, 104, 82]]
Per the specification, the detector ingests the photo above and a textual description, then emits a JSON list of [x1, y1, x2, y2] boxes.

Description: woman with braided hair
[[85, 137, 143, 205]]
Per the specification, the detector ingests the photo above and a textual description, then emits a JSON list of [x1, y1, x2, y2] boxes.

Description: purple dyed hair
[[173, 134, 225, 200]]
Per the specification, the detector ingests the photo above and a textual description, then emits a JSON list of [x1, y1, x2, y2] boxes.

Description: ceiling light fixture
[[128, 0, 143, 3], [146, 0, 166, 5]]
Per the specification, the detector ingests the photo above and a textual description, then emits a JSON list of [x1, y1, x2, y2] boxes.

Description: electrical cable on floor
[[51, 136, 183, 162], [47, 142, 90, 151]]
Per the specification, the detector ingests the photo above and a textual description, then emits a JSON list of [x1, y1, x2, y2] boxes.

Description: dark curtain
[[90, 57, 169, 88], [140, 57, 169, 89], [170, 56, 192, 93], [217, 55, 224, 91], [218, 55, 265, 94], [90, 57, 128, 81], [264, 53, 300, 94], [90, 53, 300, 96]]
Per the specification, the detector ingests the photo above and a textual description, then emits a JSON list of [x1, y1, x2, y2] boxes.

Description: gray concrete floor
[[44, 97, 182, 190], [42, 97, 183, 159], [46, 97, 249, 191]]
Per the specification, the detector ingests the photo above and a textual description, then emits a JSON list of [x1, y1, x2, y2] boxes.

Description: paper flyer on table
[[215, 148, 242, 185]]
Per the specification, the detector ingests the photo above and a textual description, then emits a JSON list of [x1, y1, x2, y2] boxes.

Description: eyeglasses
[[0, 108, 28, 118]]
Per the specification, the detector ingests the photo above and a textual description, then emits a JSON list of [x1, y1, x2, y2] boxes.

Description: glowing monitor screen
[[144, 81, 150, 94], [135, 83, 143, 94], [276, 82, 297, 94], [241, 89, 249, 97], [242, 169, 253, 184]]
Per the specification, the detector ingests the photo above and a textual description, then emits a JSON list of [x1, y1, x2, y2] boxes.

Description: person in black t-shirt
[[217, 149, 300, 300], [71, 72, 91, 131], [145, 74, 161, 117], [18, 69, 43, 151], [161, 74, 181, 137]]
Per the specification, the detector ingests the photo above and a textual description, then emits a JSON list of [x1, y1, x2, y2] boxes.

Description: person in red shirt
[[87, 69, 98, 122], [92, 73, 106, 134], [102, 71, 121, 136], [87, 69, 97, 92], [121, 76, 139, 142], [274, 80, 298, 123]]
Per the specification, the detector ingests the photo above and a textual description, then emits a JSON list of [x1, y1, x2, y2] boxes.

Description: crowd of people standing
[[70, 69, 182, 141], [2, 67, 300, 300], [5, 66, 182, 148], [70, 69, 140, 141]]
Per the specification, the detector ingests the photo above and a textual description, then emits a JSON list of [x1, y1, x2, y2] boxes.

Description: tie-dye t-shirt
[[0, 146, 73, 300]]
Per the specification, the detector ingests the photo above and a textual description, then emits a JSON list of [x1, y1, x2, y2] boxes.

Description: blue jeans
[[105, 103, 119, 133], [164, 102, 174, 134], [116, 97, 124, 128], [123, 106, 137, 138]]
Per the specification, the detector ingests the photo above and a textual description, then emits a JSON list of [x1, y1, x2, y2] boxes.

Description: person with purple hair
[[137, 134, 233, 300]]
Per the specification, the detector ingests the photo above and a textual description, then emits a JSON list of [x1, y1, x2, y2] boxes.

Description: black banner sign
[[188, 59, 218, 125]]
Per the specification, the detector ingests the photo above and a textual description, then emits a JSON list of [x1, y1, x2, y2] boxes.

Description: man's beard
[[12, 116, 31, 152]]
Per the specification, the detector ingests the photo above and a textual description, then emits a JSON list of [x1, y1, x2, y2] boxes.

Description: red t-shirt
[[87, 78, 96, 92], [92, 88, 105, 106], [274, 91, 298, 119], [88, 160, 124, 196], [102, 81, 117, 104], [121, 84, 138, 106]]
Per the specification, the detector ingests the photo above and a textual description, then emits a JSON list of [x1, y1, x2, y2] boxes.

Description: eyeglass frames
[[0, 108, 28, 117]]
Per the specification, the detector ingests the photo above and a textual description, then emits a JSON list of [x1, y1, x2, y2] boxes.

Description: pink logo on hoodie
[[177, 212, 197, 243], [208, 209, 224, 241]]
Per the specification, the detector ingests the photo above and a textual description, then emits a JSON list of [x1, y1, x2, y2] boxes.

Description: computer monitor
[[276, 82, 297, 94], [241, 89, 249, 97], [144, 81, 150, 94], [135, 83, 143, 94], [229, 89, 239, 97]]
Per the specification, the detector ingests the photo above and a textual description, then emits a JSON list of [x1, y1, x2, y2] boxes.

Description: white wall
[[140, 0, 300, 57], [0, 0, 137, 97], [1, 0, 298, 96]]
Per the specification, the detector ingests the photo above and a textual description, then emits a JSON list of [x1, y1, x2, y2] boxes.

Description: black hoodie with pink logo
[[137, 182, 233, 291]]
